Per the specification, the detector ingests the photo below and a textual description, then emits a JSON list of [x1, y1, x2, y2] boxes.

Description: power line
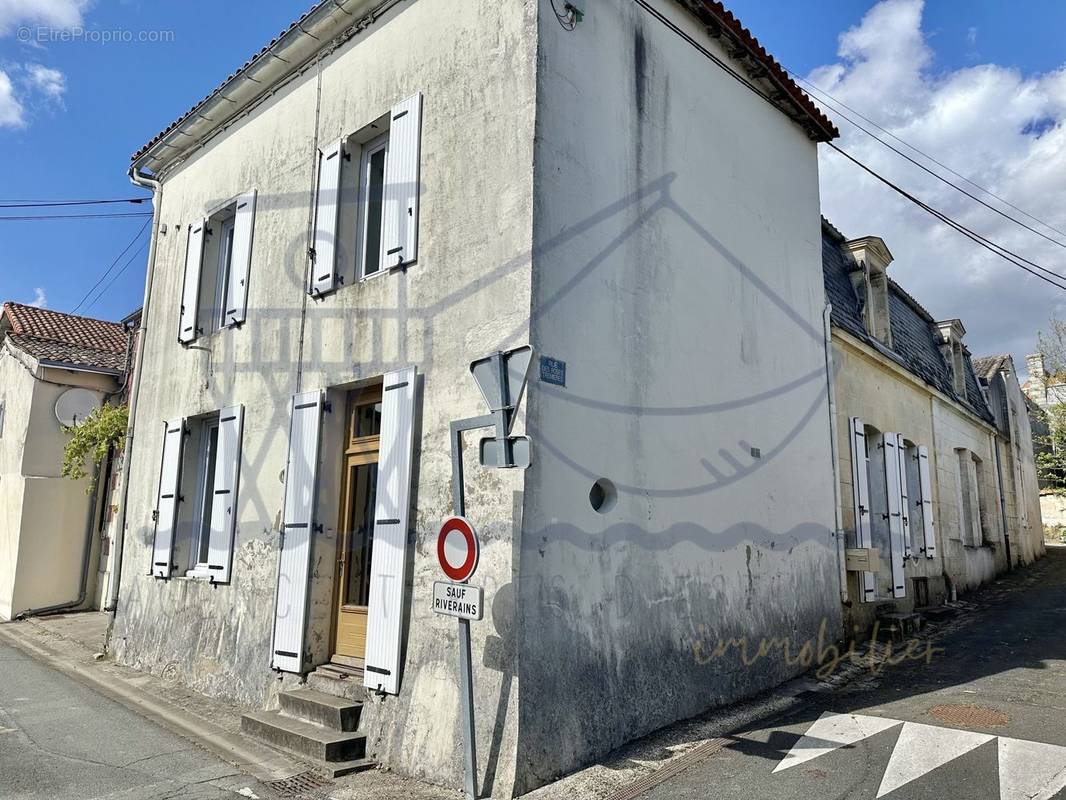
[[0, 197, 147, 209], [791, 73, 1066, 249], [786, 70, 1066, 242], [631, 0, 1066, 292], [826, 143, 1066, 291], [0, 211, 153, 220], [0, 211, 154, 220], [84, 240, 150, 313], [71, 218, 151, 314]]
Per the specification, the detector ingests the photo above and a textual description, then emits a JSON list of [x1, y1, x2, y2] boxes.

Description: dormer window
[[937, 319, 968, 398], [844, 236, 894, 348]]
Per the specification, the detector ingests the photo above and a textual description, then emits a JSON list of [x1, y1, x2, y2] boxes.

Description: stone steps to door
[[241, 687, 374, 778], [279, 687, 362, 731]]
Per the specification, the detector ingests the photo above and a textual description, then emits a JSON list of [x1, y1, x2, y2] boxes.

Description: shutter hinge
[[313, 522, 324, 534], [151, 509, 159, 522]]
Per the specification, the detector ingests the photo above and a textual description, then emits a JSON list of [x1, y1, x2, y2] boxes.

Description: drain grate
[[928, 703, 1009, 728], [266, 770, 334, 799]]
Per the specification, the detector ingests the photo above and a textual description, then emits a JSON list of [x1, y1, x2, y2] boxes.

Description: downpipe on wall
[[104, 166, 162, 635], [823, 304, 849, 604]]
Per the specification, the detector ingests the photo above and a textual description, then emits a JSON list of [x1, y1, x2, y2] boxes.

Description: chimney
[[1026, 353, 1046, 382], [1026, 353, 1048, 406]]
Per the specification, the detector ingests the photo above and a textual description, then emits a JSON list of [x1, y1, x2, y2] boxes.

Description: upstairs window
[[178, 190, 256, 344], [310, 92, 423, 296]]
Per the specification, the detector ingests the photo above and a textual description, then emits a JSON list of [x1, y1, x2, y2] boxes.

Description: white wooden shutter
[[224, 190, 256, 327], [849, 417, 876, 602], [365, 366, 417, 694], [151, 419, 185, 579], [918, 445, 937, 558], [311, 140, 343, 296], [896, 434, 913, 558], [206, 405, 244, 584], [381, 92, 422, 268], [882, 433, 907, 599], [271, 391, 324, 673], [179, 220, 206, 343]]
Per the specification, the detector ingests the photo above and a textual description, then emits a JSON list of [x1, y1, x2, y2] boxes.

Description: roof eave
[[131, 0, 391, 175]]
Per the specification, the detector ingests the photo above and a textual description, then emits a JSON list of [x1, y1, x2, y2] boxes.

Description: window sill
[[180, 569, 213, 582]]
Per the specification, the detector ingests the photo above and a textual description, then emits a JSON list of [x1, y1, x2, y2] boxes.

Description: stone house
[[822, 219, 1044, 629], [0, 302, 134, 620], [109, 0, 847, 794]]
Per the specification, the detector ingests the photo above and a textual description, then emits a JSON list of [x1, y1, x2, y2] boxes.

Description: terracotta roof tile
[[2, 303, 128, 372]]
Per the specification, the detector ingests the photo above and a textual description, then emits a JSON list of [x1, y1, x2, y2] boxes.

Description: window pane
[[198, 425, 220, 564], [354, 400, 382, 438], [362, 147, 386, 275], [344, 462, 379, 607]]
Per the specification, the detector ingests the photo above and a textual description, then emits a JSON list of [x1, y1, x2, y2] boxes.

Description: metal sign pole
[[449, 414, 493, 800]]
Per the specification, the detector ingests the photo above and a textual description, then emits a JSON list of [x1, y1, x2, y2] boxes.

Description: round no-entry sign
[[437, 516, 480, 583]]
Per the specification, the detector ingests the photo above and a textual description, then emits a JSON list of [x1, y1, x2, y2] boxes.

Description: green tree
[[62, 404, 128, 493], [1034, 403, 1066, 491]]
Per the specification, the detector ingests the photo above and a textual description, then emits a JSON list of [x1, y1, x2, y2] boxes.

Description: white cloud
[[810, 0, 1066, 378], [0, 0, 88, 36], [27, 287, 46, 308], [25, 63, 63, 99], [0, 69, 24, 127]]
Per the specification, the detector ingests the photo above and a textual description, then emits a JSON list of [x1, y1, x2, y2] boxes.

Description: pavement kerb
[[0, 621, 304, 783]]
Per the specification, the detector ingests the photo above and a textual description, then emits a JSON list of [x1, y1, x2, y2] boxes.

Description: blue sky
[[1, 0, 1065, 372]]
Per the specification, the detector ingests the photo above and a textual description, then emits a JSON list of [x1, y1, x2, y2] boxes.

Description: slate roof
[[1, 303, 128, 372], [973, 354, 1011, 382], [132, 0, 837, 168], [822, 220, 995, 424]]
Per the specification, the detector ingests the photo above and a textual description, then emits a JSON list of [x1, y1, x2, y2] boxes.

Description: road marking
[[998, 736, 1066, 800], [876, 722, 994, 797], [774, 712, 902, 773], [777, 713, 1066, 800]]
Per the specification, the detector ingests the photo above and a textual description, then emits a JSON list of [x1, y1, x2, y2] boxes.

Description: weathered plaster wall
[[519, 1, 839, 791], [0, 343, 34, 620], [998, 368, 1045, 564], [832, 332, 1010, 622], [0, 348, 114, 619], [112, 1, 537, 794]]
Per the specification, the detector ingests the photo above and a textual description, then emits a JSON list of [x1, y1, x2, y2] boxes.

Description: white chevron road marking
[[776, 712, 1066, 799], [998, 736, 1066, 800], [876, 721, 994, 797], [773, 712, 903, 773]]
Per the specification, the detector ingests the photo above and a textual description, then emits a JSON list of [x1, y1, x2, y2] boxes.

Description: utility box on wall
[[845, 548, 883, 573]]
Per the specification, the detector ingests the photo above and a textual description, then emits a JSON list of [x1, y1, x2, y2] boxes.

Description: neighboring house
[[111, 1, 842, 794], [973, 355, 1046, 566], [0, 302, 134, 621], [822, 220, 1045, 627]]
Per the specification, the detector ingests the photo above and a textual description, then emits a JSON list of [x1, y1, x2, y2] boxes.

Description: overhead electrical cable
[[0, 197, 147, 209], [0, 211, 153, 220], [791, 73, 1066, 250], [84, 240, 150, 313], [786, 69, 1066, 242], [71, 218, 151, 314], [630, 0, 1066, 293]]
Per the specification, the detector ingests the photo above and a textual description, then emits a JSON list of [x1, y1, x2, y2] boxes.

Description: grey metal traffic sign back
[[469, 346, 533, 469]]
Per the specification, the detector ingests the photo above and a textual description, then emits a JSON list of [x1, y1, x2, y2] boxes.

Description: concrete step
[[278, 688, 362, 732], [241, 710, 366, 763], [322, 757, 377, 779]]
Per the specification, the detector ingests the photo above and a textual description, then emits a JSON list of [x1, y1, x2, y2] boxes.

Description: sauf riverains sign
[[432, 515, 483, 620]]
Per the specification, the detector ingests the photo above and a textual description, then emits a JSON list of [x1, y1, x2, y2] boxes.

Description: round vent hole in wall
[[589, 478, 617, 514]]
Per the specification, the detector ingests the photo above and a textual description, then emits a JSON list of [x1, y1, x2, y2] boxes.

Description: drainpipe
[[823, 304, 849, 603], [15, 460, 102, 619], [104, 165, 162, 634]]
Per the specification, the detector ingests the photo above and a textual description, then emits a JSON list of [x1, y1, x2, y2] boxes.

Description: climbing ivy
[[62, 403, 128, 493]]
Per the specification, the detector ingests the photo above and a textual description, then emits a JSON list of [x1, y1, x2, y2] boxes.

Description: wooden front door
[[332, 385, 382, 666]]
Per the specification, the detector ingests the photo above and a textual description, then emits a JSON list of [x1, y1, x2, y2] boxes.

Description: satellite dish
[[55, 388, 100, 428]]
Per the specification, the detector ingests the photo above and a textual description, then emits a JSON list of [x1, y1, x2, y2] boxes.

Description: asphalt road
[[643, 545, 1066, 800], [0, 639, 263, 800]]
